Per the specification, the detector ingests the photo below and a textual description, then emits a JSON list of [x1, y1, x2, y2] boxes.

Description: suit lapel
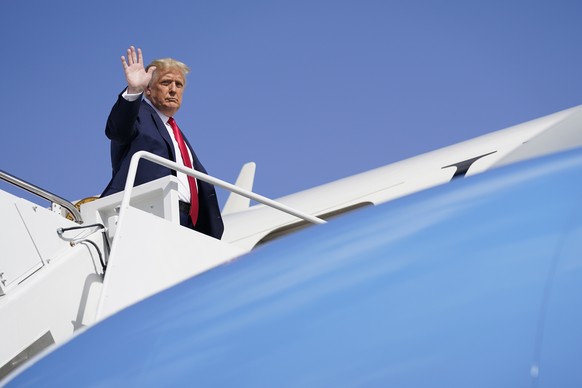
[[142, 101, 176, 160], [141, 100, 206, 175]]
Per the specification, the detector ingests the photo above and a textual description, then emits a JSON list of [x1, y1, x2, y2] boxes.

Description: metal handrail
[[0, 169, 83, 223], [121, 151, 326, 225]]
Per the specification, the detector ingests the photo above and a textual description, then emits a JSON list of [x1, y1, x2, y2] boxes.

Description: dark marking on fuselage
[[443, 151, 497, 180]]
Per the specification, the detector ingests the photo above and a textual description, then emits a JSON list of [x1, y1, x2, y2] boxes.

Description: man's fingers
[[121, 46, 147, 84], [126, 46, 139, 65], [137, 48, 144, 65], [124, 46, 145, 67]]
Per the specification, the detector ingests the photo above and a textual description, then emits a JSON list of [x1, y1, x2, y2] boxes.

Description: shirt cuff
[[122, 88, 143, 102]]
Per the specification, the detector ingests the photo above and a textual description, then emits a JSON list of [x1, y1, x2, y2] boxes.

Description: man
[[101, 46, 224, 239]]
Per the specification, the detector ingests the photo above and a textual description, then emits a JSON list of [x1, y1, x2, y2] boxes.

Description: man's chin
[[163, 103, 180, 112]]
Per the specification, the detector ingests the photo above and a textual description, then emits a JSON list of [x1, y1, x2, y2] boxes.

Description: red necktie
[[168, 117, 199, 225]]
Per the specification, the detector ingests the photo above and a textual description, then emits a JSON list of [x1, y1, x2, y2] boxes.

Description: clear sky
[[1, 1, 581, 208]]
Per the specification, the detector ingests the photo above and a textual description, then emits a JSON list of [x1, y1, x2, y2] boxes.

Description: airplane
[[1, 104, 582, 383], [5, 137, 582, 387]]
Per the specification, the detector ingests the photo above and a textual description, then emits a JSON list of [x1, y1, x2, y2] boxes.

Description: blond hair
[[147, 58, 190, 83]]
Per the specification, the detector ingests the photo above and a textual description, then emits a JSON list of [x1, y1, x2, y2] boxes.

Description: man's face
[[146, 69, 185, 117]]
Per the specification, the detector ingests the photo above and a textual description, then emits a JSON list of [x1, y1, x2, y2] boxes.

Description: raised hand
[[121, 46, 157, 94]]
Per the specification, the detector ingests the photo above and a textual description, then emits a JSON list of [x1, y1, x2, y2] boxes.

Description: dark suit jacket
[[101, 92, 224, 239]]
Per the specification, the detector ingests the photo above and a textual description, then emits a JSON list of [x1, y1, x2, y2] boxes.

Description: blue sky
[[1, 1, 581, 208]]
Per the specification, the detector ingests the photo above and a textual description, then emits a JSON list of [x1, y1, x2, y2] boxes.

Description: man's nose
[[169, 82, 176, 92]]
